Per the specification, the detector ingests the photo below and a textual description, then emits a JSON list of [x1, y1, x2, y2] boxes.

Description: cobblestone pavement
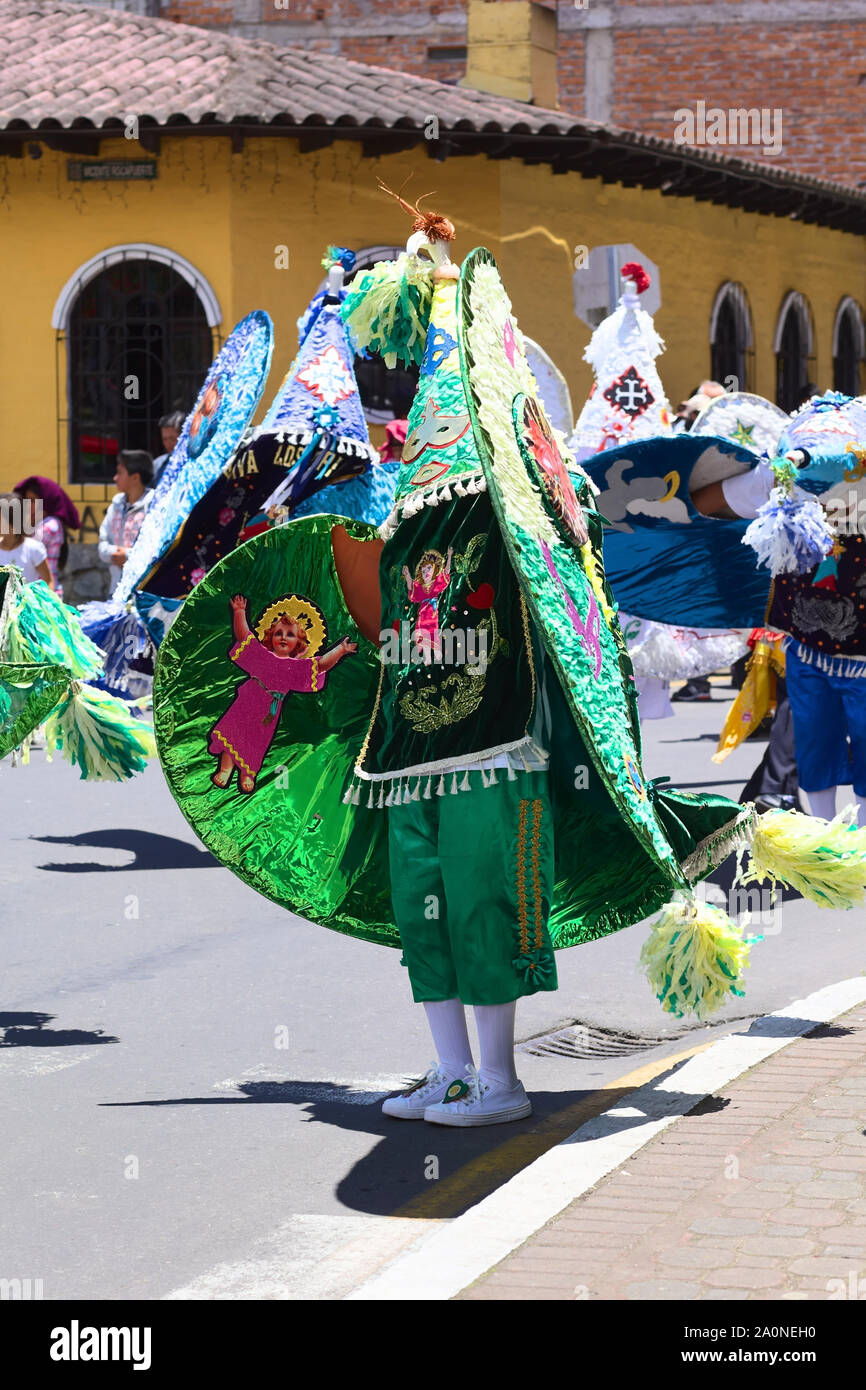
[[461, 1004, 866, 1301]]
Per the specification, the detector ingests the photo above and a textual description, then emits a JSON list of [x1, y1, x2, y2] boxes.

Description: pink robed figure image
[[209, 593, 357, 794], [402, 546, 453, 659]]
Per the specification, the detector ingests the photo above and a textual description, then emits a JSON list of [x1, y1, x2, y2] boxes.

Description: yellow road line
[[392, 1039, 712, 1221]]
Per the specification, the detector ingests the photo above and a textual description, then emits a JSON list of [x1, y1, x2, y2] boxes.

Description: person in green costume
[[339, 216, 558, 1125], [340, 202, 745, 1128]]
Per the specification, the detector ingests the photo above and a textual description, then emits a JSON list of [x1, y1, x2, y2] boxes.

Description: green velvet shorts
[[387, 770, 558, 1006]]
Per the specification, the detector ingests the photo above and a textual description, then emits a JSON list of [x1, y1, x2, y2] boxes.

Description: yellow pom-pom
[[640, 892, 752, 1020], [741, 806, 866, 910]]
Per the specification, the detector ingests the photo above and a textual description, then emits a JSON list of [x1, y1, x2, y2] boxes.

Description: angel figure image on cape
[[402, 546, 453, 660], [209, 592, 356, 793]]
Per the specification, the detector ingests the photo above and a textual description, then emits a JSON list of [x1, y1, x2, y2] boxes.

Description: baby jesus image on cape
[[402, 546, 453, 661], [209, 593, 357, 793]]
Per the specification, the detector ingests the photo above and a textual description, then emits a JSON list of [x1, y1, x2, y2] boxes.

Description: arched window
[[709, 282, 753, 391], [833, 297, 865, 397], [774, 291, 816, 414], [53, 245, 219, 484], [343, 246, 419, 424]]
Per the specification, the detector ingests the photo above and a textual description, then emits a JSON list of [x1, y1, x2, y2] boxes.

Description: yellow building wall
[[2, 133, 864, 539]]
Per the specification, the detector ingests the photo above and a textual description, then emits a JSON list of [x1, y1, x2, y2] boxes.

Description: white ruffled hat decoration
[[569, 262, 674, 462]]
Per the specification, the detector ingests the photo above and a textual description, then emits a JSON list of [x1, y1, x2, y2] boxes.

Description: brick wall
[[610, 19, 866, 185], [156, 0, 866, 187]]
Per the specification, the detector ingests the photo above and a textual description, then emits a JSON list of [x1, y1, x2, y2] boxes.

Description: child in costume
[[210, 595, 357, 793], [345, 212, 555, 1125]]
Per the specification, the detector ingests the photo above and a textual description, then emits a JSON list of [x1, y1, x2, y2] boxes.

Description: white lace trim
[[378, 471, 488, 540], [680, 804, 757, 883], [343, 737, 549, 808], [785, 636, 866, 679], [242, 423, 379, 464]]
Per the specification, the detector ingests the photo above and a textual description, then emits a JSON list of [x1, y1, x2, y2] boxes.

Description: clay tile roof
[[2, 0, 865, 232]]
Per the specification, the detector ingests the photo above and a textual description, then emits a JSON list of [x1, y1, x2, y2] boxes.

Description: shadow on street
[[30, 829, 217, 873]]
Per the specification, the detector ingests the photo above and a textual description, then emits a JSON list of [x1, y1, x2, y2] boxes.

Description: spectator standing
[[98, 451, 154, 596], [152, 412, 185, 488]]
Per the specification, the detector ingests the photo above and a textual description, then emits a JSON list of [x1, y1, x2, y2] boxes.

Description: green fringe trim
[[0, 567, 103, 680], [341, 254, 433, 368], [44, 681, 156, 781]]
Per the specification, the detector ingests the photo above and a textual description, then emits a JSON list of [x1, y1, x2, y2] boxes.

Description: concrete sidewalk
[[461, 1001, 866, 1301]]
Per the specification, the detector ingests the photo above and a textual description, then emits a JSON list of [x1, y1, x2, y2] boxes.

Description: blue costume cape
[[583, 434, 771, 628]]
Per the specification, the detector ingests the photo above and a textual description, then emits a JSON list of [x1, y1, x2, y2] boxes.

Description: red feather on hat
[[620, 262, 650, 294]]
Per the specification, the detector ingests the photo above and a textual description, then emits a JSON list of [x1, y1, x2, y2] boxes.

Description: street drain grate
[[516, 1023, 679, 1060]]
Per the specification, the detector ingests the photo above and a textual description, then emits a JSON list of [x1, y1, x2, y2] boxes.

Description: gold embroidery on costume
[[530, 798, 544, 950], [515, 798, 546, 973], [354, 660, 385, 774], [516, 799, 529, 955], [398, 665, 486, 733], [453, 532, 487, 579]]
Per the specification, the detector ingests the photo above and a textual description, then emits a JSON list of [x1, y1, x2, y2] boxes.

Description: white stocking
[[474, 1001, 519, 1090], [808, 787, 837, 821], [858, 800, 866, 830], [423, 999, 473, 1076]]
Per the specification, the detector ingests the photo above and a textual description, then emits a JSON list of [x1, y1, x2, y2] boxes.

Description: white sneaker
[[381, 1062, 455, 1120], [424, 1065, 532, 1127]]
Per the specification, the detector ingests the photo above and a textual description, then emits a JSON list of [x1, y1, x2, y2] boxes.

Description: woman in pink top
[[14, 476, 81, 601]]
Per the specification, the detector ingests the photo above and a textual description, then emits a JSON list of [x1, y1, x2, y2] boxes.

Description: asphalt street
[[1, 686, 864, 1299]]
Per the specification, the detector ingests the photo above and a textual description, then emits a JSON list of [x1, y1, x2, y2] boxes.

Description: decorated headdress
[[738, 391, 866, 579], [568, 262, 673, 462], [248, 249, 394, 529], [776, 390, 866, 466], [115, 311, 274, 606], [128, 258, 395, 637], [691, 391, 788, 459], [341, 181, 456, 373], [297, 246, 358, 348], [78, 310, 274, 694], [262, 256, 372, 448]]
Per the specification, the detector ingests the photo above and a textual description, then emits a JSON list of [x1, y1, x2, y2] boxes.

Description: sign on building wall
[[67, 161, 157, 182]]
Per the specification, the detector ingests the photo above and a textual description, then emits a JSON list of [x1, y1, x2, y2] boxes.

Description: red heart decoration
[[391, 620, 401, 632], [466, 583, 495, 609]]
